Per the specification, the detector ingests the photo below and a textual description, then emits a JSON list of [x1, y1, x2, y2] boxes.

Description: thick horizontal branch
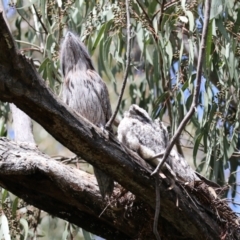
[[0, 138, 185, 239], [0, 11, 239, 239], [0, 138, 139, 239]]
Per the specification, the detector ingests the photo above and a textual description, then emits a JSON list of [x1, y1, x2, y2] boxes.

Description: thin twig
[[153, 2, 164, 239], [153, 176, 161, 240], [32, 4, 48, 34], [99, 201, 111, 218], [152, 0, 212, 176], [152, 0, 179, 21], [180, 184, 199, 209], [16, 9, 45, 34], [153, 0, 184, 158], [105, 0, 131, 130], [161, 0, 183, 157], [136, 0, 152, 28], [136, 0, 158, 40], [15, 40, 43, 51], [156, 0, 184, 157], [20, 47, 43, 53], [163, 0, 179, 10]]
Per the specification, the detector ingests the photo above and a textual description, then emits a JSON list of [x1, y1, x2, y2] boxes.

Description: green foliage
[[0, 103, 8, 137], [0, 188, 89, 239], [0, 189, 21, 238]]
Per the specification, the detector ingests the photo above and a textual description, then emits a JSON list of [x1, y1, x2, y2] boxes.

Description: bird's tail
[[94, 167, 114, 199]]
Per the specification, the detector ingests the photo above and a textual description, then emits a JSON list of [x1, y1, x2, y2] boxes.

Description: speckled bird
[[60, 31, 114, 198]]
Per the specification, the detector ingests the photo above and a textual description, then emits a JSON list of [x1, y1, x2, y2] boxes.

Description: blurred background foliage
[[1, 0, 240, 238]]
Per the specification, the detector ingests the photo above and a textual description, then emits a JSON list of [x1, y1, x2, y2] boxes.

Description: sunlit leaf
[[20, 218, 29, 240], [179, 16, 188, 23], [1, 189, 8, 205], [186, 11, 194, 32], [82, 229, 93, 240], [210, 0, 223, 19], [0, 214, 10, 240]]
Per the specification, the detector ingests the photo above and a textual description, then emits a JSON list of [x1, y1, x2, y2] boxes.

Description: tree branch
[[0, 138, 148, 239], [0, 10, 239, 239]]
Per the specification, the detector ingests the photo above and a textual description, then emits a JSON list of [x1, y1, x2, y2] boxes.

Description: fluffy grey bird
[[118, 104, 169, 162], [60, 31, 114, 198], [118, 104, 199, 183]]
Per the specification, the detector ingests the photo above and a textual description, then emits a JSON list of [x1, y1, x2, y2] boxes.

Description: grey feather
[[118, 104, 199, 182], [60, 31, 114, 198]]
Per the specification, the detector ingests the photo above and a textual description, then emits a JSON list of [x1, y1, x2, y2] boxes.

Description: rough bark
[[0, 10, 239, 239], [0, 138, 158, 239]]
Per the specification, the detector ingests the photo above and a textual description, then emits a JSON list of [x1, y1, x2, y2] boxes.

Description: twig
[[152, 0, 212, 176], [136, 0, 152, 28], [99, 201, 111, 218], [105, 0, 131, 130], [152, 0, 179, 21], [152, 3, 164, 239], [16, 8, 45, 34], [99, 188, 128, 218], [136, 0, 158, 40], [180, 184, 199, 209], [32, 4, 48, 34], [157, 1, 184, 157], [15, 40, 43, 52], [153, 0, 184, 158], [153, 176, 161, 240], [20, 47, 43, 53], [162, 0, 184, 157]]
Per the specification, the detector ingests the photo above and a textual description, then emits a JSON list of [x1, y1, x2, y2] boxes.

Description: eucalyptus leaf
[[82, 229, 93, 240], [20, 218, 29, 240], [0, 214, 10, 240]]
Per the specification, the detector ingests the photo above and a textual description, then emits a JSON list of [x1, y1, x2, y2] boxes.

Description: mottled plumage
[[118, 104, 169, 162], [118, 104, 199, 182], [60, 31, 114, 198]]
